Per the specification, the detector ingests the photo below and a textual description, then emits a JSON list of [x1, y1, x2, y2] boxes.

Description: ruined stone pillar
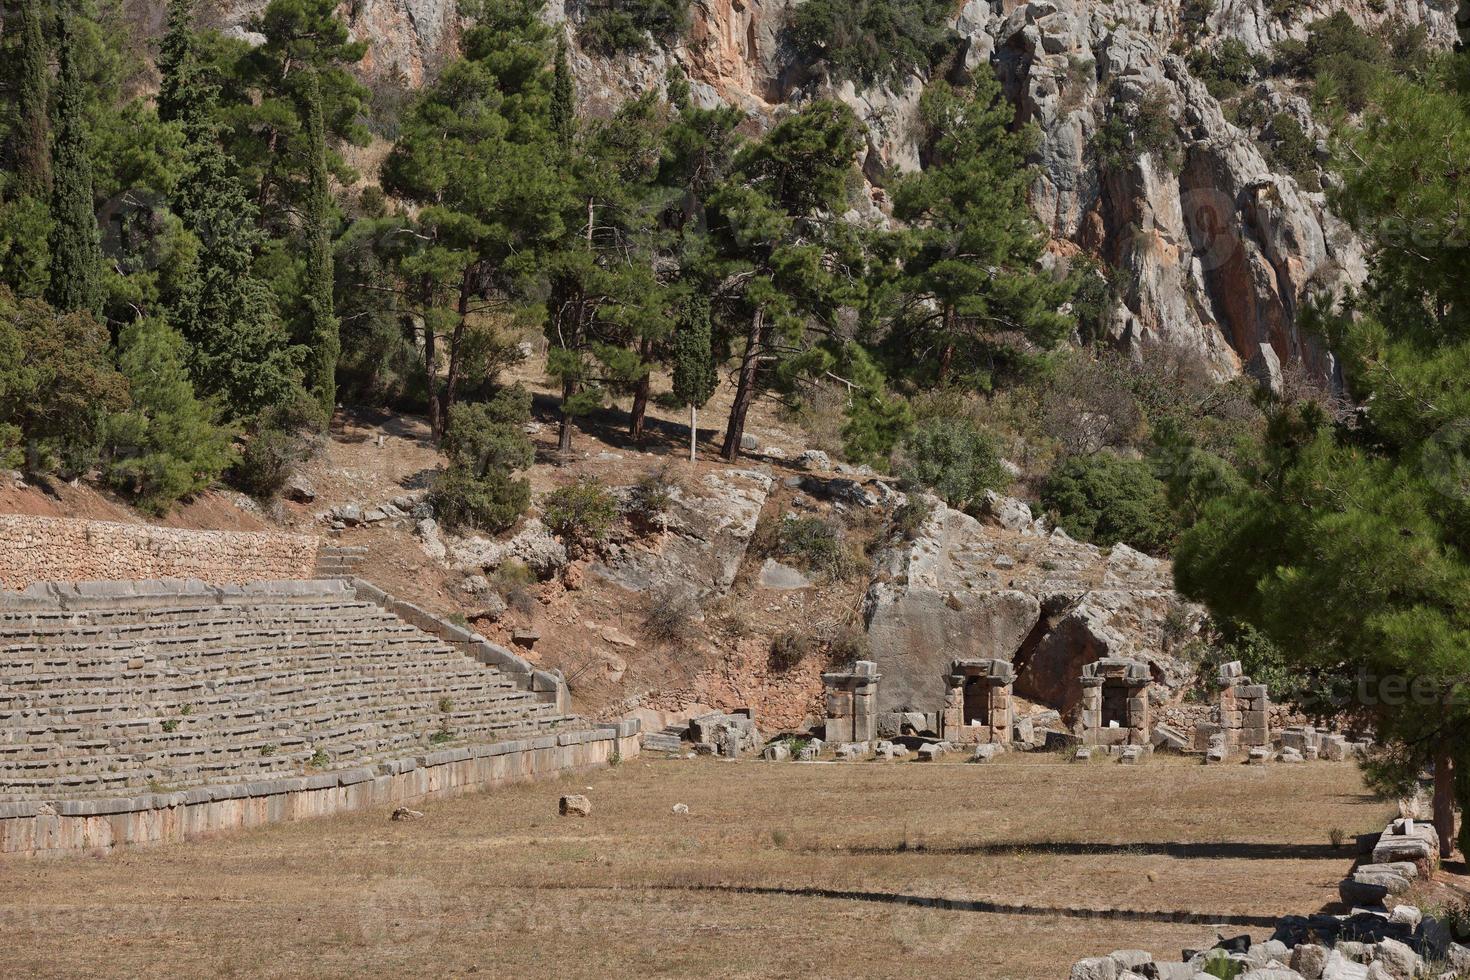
[[822, 661, 880, 744]]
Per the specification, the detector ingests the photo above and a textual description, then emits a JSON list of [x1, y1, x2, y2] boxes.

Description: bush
[[892, 496, 933, 540], [230, 396, 321, 502], [776, 516, 861, 582], [1039, 452, 1177, 555], [429, 388, 535, 533], [785, 0, 956, 85], [1096, 87, 1180, 172], [542, 476, 619, 554], [624, 465, 677, 534], [641, 584, 700, 646], [578, 0, 691, 54], [896, 417, 1007, 511], [768, 629, 816, 673], [1187, 39, 1265, 100], [1264, 112, 1318, 185]]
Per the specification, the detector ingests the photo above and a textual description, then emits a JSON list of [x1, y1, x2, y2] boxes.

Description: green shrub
[[1187, 39, 1266, 99], [768, 629, 816, 673], [785, 0, 955, 85], [429, 388, 535, 533], [1096, 87, 1180, 172], [1264, 112, 1318, 185], [896, 417, 1007, 511], [776, 516, 860, 582], [578, 0, 691, 54], [1039, 452, 1177, 555], [625, 465, 677, 534], [892, 496, 933, 540], [230, 396, 321, 503], [543, 476, 619, 553]]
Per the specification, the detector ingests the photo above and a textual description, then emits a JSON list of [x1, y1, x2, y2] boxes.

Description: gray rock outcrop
[[864, 497, 1198, 717]]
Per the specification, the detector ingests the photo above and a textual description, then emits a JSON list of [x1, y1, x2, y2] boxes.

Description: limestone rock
[[390, 807, 424, 821], [758, 559, 813, 591], [590, 469, 772, 598], [559, 794, 591, 817]]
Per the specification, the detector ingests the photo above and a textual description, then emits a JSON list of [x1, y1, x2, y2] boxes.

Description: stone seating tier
[[0, 580, 576, 801]]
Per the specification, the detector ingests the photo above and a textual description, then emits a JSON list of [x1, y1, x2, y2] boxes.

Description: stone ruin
[[941, 659, 1013, 746], [1194, 660, 1272, 755], [1078, 658, 1151, 750], [822, 661, 880, 744]]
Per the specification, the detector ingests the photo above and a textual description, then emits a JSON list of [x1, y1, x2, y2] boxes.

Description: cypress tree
[[552, 35, 575, 152], [300, 69, 338, 423], [670, 294, 716, 462], [156, 0, 204, 128], [14, 0, 51, 199], [44, 10, 102, 317], [161, 10, 302, 421]]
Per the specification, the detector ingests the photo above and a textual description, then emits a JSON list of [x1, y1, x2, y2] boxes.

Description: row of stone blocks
[[0, 723, 641, 857], [0, 578, 574, 802]]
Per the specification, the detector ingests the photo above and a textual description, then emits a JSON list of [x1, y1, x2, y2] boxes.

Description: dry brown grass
[[1, 757, 1391, 979]]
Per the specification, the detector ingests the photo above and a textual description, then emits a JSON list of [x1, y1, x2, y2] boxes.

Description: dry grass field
[[2, 755, 1392, 979]]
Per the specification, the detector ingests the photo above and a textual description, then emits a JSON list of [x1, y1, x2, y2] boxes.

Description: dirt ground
[[2, 756, 1395, 979]]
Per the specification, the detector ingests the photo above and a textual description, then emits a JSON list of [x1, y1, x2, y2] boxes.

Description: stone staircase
[[0, 579, 577, 801]]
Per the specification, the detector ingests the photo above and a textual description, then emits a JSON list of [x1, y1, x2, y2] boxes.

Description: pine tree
[[705, 99, 866, 460], [885, 69, 1073, 389], [381, 0, 567, 440], [13, 0, 51, 199], [105, 316, 235, 513], [1175, 53, 1470, 856], [300, 69, 339, 423], [45, 10, 102, 317], [670, 294, 716, 461]]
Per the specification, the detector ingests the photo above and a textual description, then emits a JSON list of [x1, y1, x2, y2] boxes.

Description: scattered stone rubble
[[1071, 820, 1457, 980]]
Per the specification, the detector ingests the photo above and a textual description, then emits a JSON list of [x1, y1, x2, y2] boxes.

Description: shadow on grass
[[516, 881, 1283, 928]]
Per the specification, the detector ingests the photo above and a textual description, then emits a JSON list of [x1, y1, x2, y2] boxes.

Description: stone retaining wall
[[0, 723, 640, 857], [0, 514, 319, 590]]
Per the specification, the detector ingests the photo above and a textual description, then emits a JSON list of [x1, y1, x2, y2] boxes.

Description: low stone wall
[[0, 724, 640, 858], [0, 514, 319, 590]]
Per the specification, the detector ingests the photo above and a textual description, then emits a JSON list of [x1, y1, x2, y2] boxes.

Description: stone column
[[822, 661, 880, 744]]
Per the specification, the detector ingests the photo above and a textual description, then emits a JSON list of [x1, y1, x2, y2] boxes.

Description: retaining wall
[[0, 724, 641, 857], [0, 514, 320, 590]]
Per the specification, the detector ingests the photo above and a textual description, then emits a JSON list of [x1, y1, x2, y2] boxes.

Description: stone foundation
[[0, 724, 640, 858]]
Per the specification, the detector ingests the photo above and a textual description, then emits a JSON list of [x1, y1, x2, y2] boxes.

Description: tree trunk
[[937, 305, 957, 385], [690, 404, 697, 463], [441, 268, 473, 437], [1435, 740, 1456, 859], [421, 274, 442, 444], [558, 380, 577, 456], [629, 337, 652, 443], [721, 307, 764, 461]]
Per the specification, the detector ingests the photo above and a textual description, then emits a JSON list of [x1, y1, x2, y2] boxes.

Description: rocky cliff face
[[209, 0, 1455, 378]]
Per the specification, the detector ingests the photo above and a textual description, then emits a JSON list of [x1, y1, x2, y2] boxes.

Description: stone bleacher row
[[0, 579, 575, 800]]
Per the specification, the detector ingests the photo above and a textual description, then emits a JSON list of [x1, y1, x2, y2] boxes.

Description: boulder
[[1368, 939, 1421, 980], [559, 795, 591, 817], [1290, 944, 1329, 980], [980, 491, 1037, 532], [796, 449, 831, 471], [758, 559, 814, 591], [1070, 956, 1118, 980], [971, 743, 1004, 763]]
